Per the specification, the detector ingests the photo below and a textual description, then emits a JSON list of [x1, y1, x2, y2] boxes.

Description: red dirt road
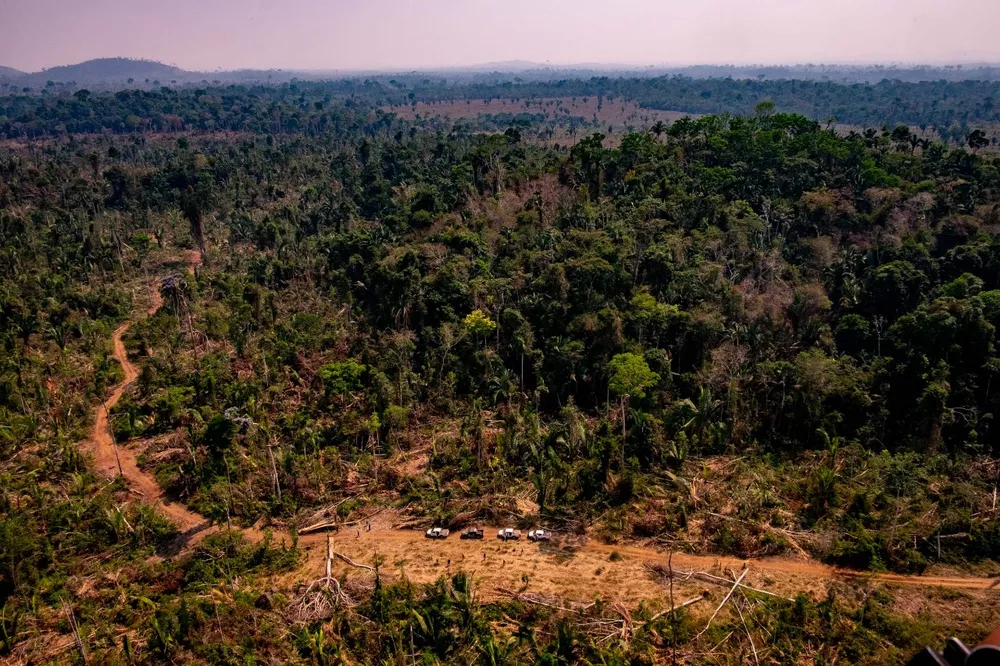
[[83, 258, 212, 536]]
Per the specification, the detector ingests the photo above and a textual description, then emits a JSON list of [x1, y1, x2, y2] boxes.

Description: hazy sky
[[2, 0, 999, 72]]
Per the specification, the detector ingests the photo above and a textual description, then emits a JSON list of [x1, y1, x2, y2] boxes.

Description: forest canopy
[[2, 78, 1000, 664], [6, 75, 1000, 141]]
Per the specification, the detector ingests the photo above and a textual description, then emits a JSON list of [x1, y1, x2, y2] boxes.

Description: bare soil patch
[[384, 97, 693, 146], [292, 528, 1000, 609]]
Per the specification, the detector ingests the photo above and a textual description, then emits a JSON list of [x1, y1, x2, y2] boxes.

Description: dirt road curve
[[83, 256, 213, 537], [83, 255, 1000, 601]]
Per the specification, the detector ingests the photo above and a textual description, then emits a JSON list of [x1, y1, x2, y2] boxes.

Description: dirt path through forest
[[83, 252, 213, 537], [82, 252, 1000, 600]]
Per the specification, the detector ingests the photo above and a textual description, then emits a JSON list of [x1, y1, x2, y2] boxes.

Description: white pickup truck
[[425, 527, 450, 539], [528, 529, 552, 542], [497, 528, 521, 541]]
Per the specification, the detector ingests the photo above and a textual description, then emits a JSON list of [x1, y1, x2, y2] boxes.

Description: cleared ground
[[384, 97, 693, 145], [297, 527, 1000, 606]]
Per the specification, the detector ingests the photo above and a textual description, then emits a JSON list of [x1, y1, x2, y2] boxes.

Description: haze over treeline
[[8, 57, 1000, 92], [2, 0, 1000, 72]]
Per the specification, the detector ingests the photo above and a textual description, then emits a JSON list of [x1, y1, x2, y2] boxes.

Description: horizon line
[[10, 56, 1000, 78]]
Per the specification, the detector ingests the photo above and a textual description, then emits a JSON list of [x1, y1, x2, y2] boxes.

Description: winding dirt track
[[83, 255, 1000, 601], [84, 253, 213, 537]]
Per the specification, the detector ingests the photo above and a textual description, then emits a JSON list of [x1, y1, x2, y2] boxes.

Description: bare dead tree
[[287, 532, 352, 622], [266, 439, 281, 503]]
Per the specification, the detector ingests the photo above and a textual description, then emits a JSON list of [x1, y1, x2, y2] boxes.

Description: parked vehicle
[[528, 529, 552, 542], [460, 527, 485, 540], [497, 528, 521, 541], [425, 527, 450, 539]]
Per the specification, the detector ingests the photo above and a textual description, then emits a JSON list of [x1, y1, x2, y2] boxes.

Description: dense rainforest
[[1, 82, 1000, 664]]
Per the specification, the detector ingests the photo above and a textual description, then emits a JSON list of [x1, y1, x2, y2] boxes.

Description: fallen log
[[334, 551, 377, 573], [696, 569, 748, 639]]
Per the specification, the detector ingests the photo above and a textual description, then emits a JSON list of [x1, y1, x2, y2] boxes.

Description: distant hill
[[0, 58, 300, 89], [15, 58, 186, 87], [0, 65, 24, 80]]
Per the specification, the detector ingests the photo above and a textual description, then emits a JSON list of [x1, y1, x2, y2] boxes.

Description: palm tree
[[677, 386, 721, 444], [15, 310, 38, 347], [488, 367, 517, 407], [542, 620, 578, 666], [448, 573, 478, 634], [479, 636, 517, 666], [47, 322, 68, 351]]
